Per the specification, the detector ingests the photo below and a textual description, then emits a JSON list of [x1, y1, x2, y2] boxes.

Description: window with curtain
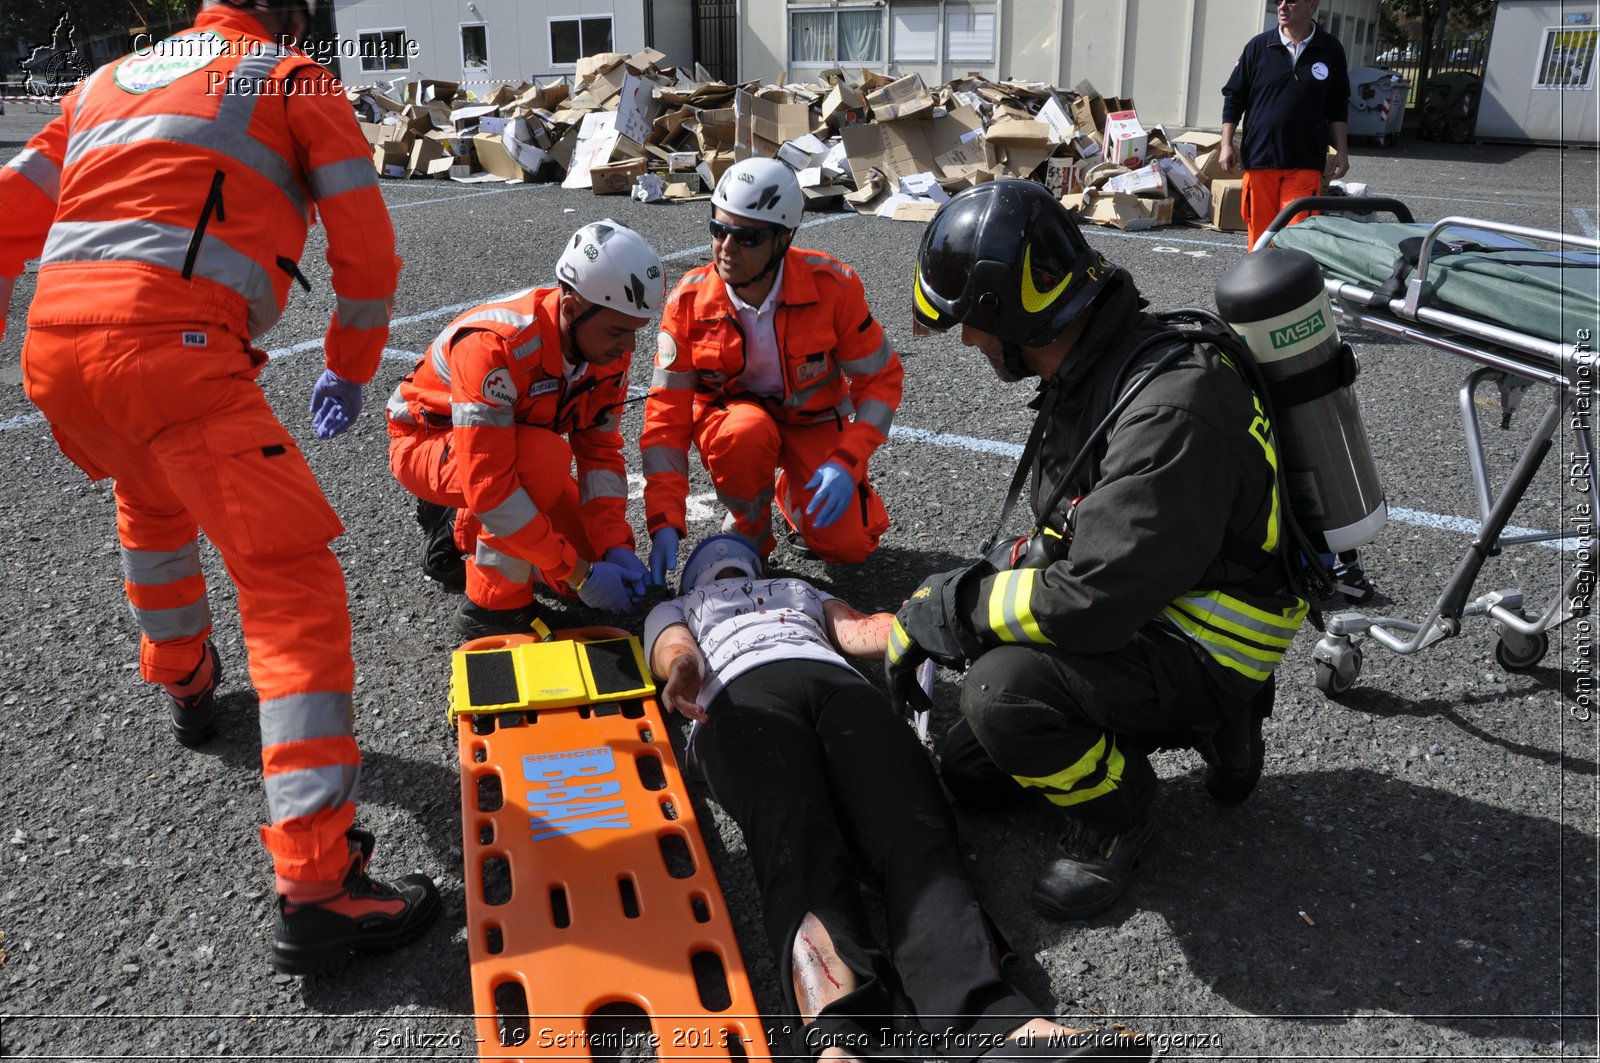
[[891, 3, 939, 63], [945, 2, 995, 63], [789, 6, 882, 64]]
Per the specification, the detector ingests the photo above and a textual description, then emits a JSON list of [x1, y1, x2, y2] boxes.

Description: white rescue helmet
[[681, 534, 764, 592], [711, 158, 802, 231], [555, 220, 665, 317]]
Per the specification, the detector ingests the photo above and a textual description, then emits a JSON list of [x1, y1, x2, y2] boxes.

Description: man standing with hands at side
[[1220, 0, 1350, 250]]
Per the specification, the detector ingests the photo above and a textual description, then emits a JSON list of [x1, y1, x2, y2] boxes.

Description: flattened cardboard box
[[472, 133, 528, 182], [841, 106, 983, 188], [865, 73, 934, 121]]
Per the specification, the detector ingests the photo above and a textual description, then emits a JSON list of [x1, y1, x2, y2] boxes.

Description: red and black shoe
[[272, 829, 441, 976], [163, 639, 221, 748]]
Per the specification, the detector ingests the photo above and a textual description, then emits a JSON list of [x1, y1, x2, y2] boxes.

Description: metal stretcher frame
[[1261, 197, 1599, 694]]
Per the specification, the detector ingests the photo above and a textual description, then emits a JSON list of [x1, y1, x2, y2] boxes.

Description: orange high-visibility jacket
[[386, 286, 634, 584], [640, 246, 903, 536], [0, 6, 398, 380]]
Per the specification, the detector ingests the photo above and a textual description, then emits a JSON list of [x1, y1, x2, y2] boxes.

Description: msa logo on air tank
[[1269, 307, 1328, 350], [522, 746, 629, 841]]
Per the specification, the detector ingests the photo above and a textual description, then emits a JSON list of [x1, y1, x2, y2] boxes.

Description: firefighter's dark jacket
[[959, 271, 1306, 696]]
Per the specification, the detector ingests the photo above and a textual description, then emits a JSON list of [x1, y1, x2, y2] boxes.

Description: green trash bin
[[1420, 71, 1482, 143]]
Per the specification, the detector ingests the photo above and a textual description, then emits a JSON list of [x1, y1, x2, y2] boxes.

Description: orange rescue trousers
[[695, 400, 888, 563], [23, 324, 361, 888], [388, 426, 603, 610], [1240, 168, 1323, 251]]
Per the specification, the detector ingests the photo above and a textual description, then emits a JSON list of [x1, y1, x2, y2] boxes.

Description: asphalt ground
[[1, 105, 1597, 1061]]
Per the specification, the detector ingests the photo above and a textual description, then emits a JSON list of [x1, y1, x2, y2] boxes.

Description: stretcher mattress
[[1272, 217, 1600, 346]]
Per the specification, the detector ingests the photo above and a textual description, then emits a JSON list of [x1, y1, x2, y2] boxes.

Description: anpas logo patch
[[114, 31, 227, 94], [481, 367, 517, 405]]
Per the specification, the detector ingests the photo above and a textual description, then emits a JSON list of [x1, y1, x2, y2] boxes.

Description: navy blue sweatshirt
[[1221, 26, 1349, 171]]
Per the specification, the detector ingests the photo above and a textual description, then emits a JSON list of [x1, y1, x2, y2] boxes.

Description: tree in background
[[1380, 0, 1496, 86]]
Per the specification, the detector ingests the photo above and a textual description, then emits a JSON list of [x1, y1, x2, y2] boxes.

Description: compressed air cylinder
[[1215, 248, 1386, 553]]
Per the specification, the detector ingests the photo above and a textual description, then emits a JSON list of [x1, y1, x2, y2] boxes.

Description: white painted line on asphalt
[[1573, 208, 1598, 238], [884, 423, 1585, 551], [386, 185, 527, 212], [1, 411, 43, 430]]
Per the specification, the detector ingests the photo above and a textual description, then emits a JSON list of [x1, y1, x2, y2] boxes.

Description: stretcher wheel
[[1494, 630, 1548, 672], [1313, 645, 1362, 697]]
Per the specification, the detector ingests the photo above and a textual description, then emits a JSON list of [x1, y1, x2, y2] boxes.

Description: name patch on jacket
[[528, 379, 560, 398], [795, 353, 828, 383], [181, 331, 208, 347]]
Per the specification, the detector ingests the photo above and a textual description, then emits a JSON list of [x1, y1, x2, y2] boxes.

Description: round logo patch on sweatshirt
[[1311, 62, 1329, 80]]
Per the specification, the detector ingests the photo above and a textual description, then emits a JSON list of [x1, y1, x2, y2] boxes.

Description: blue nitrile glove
[[648, 528, 681, 586], [803, 461, 854, 529], [309, 369, 363, 439], [604, 547, 649, 600], [576, 560, 637, 613]]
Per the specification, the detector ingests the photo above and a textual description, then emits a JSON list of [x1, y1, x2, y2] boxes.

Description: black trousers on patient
[[697, 659, 1036, 1060]]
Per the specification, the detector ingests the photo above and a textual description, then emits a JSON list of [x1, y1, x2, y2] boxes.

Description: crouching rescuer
[[0, 0, 439, 973], [891, 180, 1309, 920]]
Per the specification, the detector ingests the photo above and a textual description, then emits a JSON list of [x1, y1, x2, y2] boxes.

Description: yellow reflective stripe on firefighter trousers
[[1013, 732, 1127, 807], [1162, 591, 1308, 682], [985, 568, 1055, 645]]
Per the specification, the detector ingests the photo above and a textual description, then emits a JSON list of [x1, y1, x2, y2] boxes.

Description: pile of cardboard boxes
[[349, 59, 1275, 233]]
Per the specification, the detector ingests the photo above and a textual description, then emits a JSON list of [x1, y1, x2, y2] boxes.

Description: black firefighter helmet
[[914, 179, 1112, 374]]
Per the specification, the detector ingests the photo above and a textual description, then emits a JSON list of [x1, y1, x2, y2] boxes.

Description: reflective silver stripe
[[336, 294, 390, 331], [592, 408, 620, 434], [855, 398, 895, 436], [64, 51, 306, 215], [839, 337, 893, 378], [42, 219, 281, 335], [716, 483, 774, 527], [129, 599, 212, 643], [641, 445, 688, 477], [308, 157, 377, 201], [452, 401, 514, 428], [428, 334, 453, 386], [650, 366, 697, 390], [474, 539, 533, 583], [5, 149, 61, 202], [385, 386, 416, 425], [433, 306, 541, 382], [263, 762, 360, 823], [886, 619, 912, 665], [511, 333, 543, 361], [580, 468, 628, 504], [786, 365, 842, 408], [479, 487, 540, 540], [259, 690, 354, 748], [120, 541, 201, 585], [802, 253, 853, 281], [1170, 593, 1301, 649]]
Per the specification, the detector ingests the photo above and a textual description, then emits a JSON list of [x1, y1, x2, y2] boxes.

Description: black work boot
[[272, 829, 441, 976], [456, 599, 545, 640], [1197, 676, 1274, 807], [1031, 814, 1155, 921], [163, 639, 221, 748], [416, 498, 465, 593]]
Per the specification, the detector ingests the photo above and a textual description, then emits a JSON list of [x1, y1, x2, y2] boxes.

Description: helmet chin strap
[[728, 233, 790, 293], [1001, 340, 1032, 379], [561, 289, 605, 366]]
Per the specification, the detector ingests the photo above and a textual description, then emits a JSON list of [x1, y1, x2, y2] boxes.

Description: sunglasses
[[709, 219, 782, 247]]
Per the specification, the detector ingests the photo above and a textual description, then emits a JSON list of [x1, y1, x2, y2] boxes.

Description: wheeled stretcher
[[1264, 197, 1598, 695]]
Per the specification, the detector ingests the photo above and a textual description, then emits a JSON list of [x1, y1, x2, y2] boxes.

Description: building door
[[692, 0, 737, 82], [461, 23, 490, 83]]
